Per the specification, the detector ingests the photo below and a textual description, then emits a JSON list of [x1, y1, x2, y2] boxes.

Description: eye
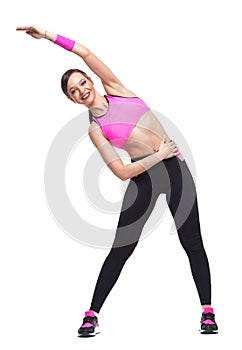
[[81, 80, 86, 86], [70, 89, 76, 95]]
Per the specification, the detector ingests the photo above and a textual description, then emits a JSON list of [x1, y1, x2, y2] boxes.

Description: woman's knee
[[108, 243, 137, 264], [179, 233, 205, 255]]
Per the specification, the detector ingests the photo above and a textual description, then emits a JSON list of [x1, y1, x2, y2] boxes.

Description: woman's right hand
[[16, 25, 45, 39], [157, 135, 179, 159]]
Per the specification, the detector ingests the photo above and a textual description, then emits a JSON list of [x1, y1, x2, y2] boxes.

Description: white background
[[1, 0, 242, 349]]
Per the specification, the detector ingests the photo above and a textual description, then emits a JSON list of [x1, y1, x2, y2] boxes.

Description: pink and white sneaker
[[78, 310, 100, 337], [200, 308, 218, 334]]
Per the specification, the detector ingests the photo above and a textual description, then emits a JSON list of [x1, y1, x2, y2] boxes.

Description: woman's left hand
[[163, 139, 179, 159], [154, 139, 179, 159]]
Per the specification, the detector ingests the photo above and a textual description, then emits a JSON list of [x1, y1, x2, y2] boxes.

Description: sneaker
[[78, 310, 99, 337], [200, 308, 218, 334]]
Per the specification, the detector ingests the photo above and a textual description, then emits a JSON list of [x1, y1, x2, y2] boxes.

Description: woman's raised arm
[[71, 42, 124, 90], [16, 25, 132, 95]]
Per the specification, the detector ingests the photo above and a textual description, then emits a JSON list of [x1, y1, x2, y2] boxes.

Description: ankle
[[202, 305, 214, 314], [90, 309, 99, 317]]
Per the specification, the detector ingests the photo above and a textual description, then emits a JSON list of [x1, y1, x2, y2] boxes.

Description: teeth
[[82, 92, 89, 100]]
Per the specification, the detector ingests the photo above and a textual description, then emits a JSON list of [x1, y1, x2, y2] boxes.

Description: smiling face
[[67, 72, 96, 106]]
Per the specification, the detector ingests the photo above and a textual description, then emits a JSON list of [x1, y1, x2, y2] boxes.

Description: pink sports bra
[[90, 94, 150, 149]]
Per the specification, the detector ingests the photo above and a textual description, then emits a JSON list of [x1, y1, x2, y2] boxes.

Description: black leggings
[[90, 155, 211, 312]]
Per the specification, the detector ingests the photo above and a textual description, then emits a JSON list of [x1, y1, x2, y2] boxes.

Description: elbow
[[120, 175, 128, 181], [118, 164, 138, 181], [74, 43, 90, 58], [119, 169, 130, 182], [83, 49, 91, 59], [82, 48, 93, 59], [108, 163, 130, 181], [117, 172, 127, 181]]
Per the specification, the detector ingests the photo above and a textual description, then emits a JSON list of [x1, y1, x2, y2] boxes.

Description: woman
[[16, 25, 218, 336]]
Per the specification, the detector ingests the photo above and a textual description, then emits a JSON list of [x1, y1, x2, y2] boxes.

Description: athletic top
[[90, 94, 150, 148]]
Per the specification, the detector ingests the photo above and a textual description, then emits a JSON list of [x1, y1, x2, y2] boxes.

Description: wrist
[[45, 30, 57, 42], [155, 151, 164, 161]]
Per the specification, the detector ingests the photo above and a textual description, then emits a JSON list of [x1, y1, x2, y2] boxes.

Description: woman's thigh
[[164, 157, 201, 237], [112, 172, 160, 248]]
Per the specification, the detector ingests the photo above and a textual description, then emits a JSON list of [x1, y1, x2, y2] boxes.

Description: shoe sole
[[78, 329, 100, 338], [200, 330, 218, 334], [200, 325, 218, 334], [78, 334, 99, 338]]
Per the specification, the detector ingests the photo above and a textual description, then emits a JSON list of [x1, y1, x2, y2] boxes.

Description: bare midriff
[[123, 109, 172, 158]]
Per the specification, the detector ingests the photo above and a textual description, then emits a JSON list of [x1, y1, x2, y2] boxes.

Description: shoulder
[[88, 121, 107, 141], [88, 120, 100, 133]]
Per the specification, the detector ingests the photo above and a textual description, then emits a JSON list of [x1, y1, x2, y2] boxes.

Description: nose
[[78, 86, 85, 97]]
